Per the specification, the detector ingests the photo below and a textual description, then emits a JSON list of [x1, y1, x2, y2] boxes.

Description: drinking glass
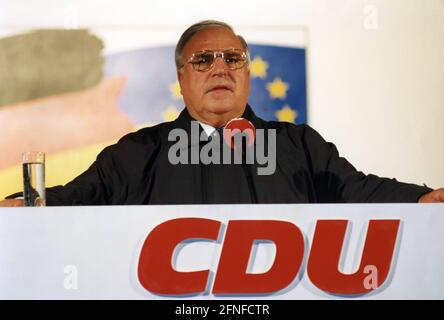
[[22, 151, 46, 206]]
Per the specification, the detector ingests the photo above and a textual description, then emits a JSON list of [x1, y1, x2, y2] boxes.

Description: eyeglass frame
[[183, 48, 250, 72]]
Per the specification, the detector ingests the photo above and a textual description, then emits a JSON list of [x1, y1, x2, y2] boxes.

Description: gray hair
[[175, 20, 249, 72]]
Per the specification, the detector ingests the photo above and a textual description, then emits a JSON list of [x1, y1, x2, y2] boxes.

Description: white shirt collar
[[199, 121, 216, 137]]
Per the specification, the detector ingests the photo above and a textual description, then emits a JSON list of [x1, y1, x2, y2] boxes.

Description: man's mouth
[[206, 85, 232, 93]]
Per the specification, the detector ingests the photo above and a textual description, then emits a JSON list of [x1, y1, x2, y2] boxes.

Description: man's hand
[[0, 199, 24, 207], [418, 188, 444, 203]]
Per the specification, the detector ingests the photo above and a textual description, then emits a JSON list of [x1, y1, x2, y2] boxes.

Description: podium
[[0, 204, 443, 299]]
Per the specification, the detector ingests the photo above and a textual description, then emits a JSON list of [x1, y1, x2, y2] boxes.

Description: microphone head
[[223, 118, 256, 150]]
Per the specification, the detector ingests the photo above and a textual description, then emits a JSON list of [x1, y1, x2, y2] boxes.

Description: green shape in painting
[[0, 29, 104, 107]]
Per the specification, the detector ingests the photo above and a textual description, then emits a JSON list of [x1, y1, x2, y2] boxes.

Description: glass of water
[[22, 151, 46, 207]]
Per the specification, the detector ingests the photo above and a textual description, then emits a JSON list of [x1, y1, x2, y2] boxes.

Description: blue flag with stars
[[104, 44, 306, 126]]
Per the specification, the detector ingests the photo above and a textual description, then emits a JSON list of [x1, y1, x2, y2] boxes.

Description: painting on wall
[[0, 28, 307, 198]]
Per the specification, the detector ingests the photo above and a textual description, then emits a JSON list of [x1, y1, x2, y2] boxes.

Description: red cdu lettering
[[137, 217, 221, 295], [212, 220, 305, 294], [307, 219, 400, 295]]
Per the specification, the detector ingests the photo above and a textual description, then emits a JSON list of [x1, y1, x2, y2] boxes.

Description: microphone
[[223, 118, 258, 203], [223, 118, 255, 150]]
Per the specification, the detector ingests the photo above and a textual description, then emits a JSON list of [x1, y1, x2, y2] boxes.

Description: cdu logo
[[137, 218, 400, 297]]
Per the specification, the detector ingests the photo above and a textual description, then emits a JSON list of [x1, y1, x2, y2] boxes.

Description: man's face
[[178, 27, 250, 127]]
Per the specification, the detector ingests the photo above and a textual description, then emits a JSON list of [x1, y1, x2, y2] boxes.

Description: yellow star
[[275, 105, 298, 123], [169, 81, 182, 100], [162, 105, 180, 122], [250, 56, 269, 79], [266, 78, 289, 99]]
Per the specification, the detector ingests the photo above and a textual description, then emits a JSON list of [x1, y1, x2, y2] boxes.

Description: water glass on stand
[[22, 151, 46, 206]]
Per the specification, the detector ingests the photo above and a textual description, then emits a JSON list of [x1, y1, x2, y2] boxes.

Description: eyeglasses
[[186, 49, 248, 72]]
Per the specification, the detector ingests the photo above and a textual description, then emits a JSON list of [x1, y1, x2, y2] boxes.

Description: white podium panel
[[0, 204, 443, 299]]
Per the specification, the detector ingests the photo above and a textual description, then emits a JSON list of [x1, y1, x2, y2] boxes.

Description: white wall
[[1, 0, 443, 188]]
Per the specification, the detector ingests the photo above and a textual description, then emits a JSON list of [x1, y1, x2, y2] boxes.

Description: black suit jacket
[[33, 104, 431, 205]]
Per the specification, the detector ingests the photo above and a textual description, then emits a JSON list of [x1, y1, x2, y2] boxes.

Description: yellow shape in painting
[[266, 78, 289, 99], [162, 105, 180, 122], [169, 81, 182, 100], [250, 56, 269, 79], [275, 105, 298, 123], [0, 140, 117, 200]]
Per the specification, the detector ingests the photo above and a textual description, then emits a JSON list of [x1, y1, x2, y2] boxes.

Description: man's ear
[[177, 71, 184, 95]]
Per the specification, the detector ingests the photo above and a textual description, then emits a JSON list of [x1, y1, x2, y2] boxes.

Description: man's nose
[[211, 56, 228, 75]]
